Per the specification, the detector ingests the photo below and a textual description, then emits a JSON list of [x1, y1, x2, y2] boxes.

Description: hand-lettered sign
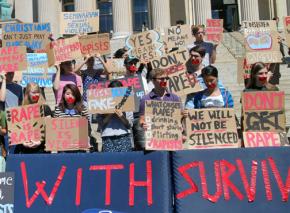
[[79, 33, 110, 56], [0, 172, 14, 213], [45, 117, 89, 151], [186, 108, 239, 149], [243, 132, 289, 147], [151, 48, 188, 75], [243, 21, 282, 63], [0, 46, 27, 73], [106, 59, 127, 78], [88, 75, 145, 111], [60, 10, 99, 34], [46, 36, 82, 66], [145, 100, 183, 150], [6, 104, 45, 146], [205, 19, 224, 42], [242, 91, 285, 132], [125, 30, 164, 62], [2, 23, 51, 51], [87, 87, 135, 114], [284, 16, 290, 47], [163, 25, 194, 50]]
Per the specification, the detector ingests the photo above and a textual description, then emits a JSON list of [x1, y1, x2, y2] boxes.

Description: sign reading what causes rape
[[46, 36, 82, 66], [87, 87, 135, 114], [163, 25, 194, 50], [20, 53, 56, 87], [79, 33, 110, 56], [2, 23, 51, 51], [0, 46, 27, 73], [186, 108, 239, 149], [6, 104, 45, 146], [125, 30, 164, 62], [284, 16, 290, 48], [243, 21, 282, 64], [45, 117, 89, 151], [60, 10, 99, 35], [145, 100, 183, 150], [242, 91, 286, 147], [205, 19, 224, 42], [0, 172, 14, 213]]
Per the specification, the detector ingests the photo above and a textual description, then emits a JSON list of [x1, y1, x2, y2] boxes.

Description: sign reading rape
[[125, 30, 164, 62], [186, 108, 239, 149], [243, 21, 282, 64], [0, 172, 14, 213], [6, 104, 45, 145], [163, 25, 194, 49], [2, 23, 51, 51], [45, 117, 89, 151], [284, 16, 290, 47], [79, 33, 110, 56], [46, 36, 82, 66], [243, 132, 289, 147], [0, 46, 27, 72], [205, 19, 224, 42], [60, 10, 99, 34], [145, 100, 183, 150], [87, 87, 135, 114]]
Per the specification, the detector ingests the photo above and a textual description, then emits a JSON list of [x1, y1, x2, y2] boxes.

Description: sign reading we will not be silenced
[[79, 33, 110, 56], [2, 23, 51, 51], [125, 30, 164, 62], [145, 100, 183, 151], [60, 10, 99, 35], [163, 25, 194, 50], [0, 46, 27, 73], [6, 104, 45, 146], [0, 172, 14, 213], [87, 87, 135, 114], [186, 108, 239, 149], [45, 117, 89, 151]]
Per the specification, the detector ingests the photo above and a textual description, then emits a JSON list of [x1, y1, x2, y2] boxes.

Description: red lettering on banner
[[90, 164, 124, 205], [75, 168, 82, 206], [20, 161, 66, 207], [261, 160, 273, 200], [129, 160, 153, 206]]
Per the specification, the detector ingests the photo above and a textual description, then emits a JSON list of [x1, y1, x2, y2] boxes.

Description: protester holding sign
[[0, 109, 7, 157], [14, 83, 52, 154], [185, 65, 234, 109], [96, 80, 133, 152]]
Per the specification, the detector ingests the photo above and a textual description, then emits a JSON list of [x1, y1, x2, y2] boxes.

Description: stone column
[[151, 0, 171, 29], [112, 0, 132, 39], [240, 0, 259, 21], [38, 0, 61, 38], [275, 0, 287, 31], [193, 0, 212, 25], [15, 0, 33, 22], [75, 0, 97, 11]]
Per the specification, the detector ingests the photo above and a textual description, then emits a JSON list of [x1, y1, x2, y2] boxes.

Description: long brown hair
[[246, 62, 267, 89], [58, 84, 84, 113], [23, 83, 45, 105]]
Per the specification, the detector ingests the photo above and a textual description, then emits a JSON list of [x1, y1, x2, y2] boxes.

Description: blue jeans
[[102, 134, 132, 152]]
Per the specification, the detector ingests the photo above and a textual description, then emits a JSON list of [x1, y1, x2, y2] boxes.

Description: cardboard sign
[[125, 30, 164, 62], [144, 100, 183, 151], [243, 21, 282, 63], [2, 23, 51, 50], [6, 104, 45, 146], [6, 151, 171, 213], [0, 172, 14, 213], [87, 87, 135, 114], [284, 16, 290, 47], [46, 36, 82, 66], [167, 70, 203, 97], [106, 59, 127, 78], [45, 117, 89, 151], [186, 108, 239, 149], [242, 91, 285, 132], [88, 75, 145, 111], [79, 33, 110, 56], [151, 48, 188, 75], [237, 57, 251, 84], [205, 19, 224, 42], [0, 46, 27, 72], [60, 10, 99, 34], [243, 132, 289, 147], [163, 25, 194, 49], [173, 147, 290, 213]]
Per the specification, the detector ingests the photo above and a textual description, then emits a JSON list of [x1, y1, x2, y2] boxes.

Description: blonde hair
[[149, 68, 167, 80], [23, 83, 45, 105]]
